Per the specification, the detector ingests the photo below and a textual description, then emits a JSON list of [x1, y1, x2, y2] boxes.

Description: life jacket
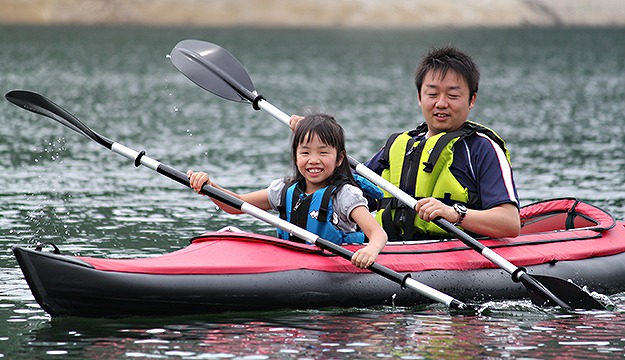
[[376, 121, 510, 240], [276, 176, 376, 245]]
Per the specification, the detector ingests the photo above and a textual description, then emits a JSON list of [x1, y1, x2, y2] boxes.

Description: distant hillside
[[1, 0, 624, 27]]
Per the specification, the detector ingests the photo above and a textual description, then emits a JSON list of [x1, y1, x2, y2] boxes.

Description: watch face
[[455, 203, 467, 212]]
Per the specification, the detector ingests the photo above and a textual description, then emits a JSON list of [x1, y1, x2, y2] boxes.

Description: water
[[1, 25, 625, 358]]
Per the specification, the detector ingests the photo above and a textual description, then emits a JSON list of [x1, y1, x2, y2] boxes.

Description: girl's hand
[[349, 205, 387, 269], [187, 170, 210, 193], [351, 244, 379, 269]]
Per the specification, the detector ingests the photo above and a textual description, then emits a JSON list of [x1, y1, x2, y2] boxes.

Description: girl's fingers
[[352, 250, 375, 268]]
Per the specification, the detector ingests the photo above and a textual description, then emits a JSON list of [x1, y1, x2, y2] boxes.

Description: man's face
[[418, 69, 476, 136]]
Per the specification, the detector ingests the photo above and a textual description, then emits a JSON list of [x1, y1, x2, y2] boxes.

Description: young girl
[[187, 113, 387, 269]]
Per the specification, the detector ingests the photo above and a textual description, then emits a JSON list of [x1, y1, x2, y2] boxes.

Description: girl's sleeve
[[334, 185, 368, 232], [266, 178, 287, 211]]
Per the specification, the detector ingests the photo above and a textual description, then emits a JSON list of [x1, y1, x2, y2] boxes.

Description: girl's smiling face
[[295, 133, 344, 194]]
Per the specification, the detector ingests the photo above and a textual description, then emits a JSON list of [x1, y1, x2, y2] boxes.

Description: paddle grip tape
[[511, 267, 527, 282], [134, 150, 146, 167], [252, 94, 265, 111]]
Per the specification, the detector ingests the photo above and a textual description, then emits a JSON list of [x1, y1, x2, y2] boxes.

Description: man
[[365, 45, 520, 240]]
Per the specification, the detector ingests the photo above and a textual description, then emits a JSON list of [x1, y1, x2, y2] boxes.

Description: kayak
[[13, 197, 625, 318]]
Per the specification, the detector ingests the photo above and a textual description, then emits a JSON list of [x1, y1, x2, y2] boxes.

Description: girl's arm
[[187, 170, 271, 214], [349, 205, 388, 269]]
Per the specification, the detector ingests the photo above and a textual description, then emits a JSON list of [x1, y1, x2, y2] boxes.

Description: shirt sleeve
[[333, 184, 369, 232], [266, 178, 287, 212], [464, 135, 519, 209]]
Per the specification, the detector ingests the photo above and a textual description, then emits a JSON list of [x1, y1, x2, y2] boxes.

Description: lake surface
[[1, 25, 624, 359]]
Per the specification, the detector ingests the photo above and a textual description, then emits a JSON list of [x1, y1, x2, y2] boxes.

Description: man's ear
[[469, 93, 477, 109]]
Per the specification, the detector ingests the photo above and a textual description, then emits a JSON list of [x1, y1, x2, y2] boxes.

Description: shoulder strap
[[423, 124, 476, 173], [318, 176, 353, 222], [380, 124, 426, 163], [317, 184, 337, 223], [277, 180, 295, 220], [380, 132, 403, 167]]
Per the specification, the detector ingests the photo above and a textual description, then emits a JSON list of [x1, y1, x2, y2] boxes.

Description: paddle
[[169, 39, 606, 310], [5, 89, 469, 311]]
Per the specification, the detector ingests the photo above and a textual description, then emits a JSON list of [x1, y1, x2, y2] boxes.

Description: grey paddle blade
[[170, 40, 256, 103]]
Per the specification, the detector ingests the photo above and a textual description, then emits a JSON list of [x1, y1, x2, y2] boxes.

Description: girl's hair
[[288, 113, 357, 187]]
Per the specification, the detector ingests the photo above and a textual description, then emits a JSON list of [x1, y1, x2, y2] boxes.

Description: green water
[[1, 25, 625, 358]]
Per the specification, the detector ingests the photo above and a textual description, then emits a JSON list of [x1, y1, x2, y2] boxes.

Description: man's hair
[[414, 45, 480, 103]]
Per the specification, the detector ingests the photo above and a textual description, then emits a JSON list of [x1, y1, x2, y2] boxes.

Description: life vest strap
[[379, 198, 417, 241]]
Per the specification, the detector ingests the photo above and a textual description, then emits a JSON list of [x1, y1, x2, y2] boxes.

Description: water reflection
[[9, 300, 623, 359]]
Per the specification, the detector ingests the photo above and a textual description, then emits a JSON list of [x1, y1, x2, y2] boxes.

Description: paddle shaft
[[168, 39, 606, 310], [5, 90, 466, 310], [115, 145, 466, 310]]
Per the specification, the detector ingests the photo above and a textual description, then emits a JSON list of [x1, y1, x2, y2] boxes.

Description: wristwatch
[[452, 203, 468, 226]]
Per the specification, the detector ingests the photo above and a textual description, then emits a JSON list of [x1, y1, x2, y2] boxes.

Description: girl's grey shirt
[[266, 178, 368, 232]]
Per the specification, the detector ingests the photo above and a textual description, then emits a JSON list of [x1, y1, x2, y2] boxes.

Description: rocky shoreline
[[2, 0, 625, 27]]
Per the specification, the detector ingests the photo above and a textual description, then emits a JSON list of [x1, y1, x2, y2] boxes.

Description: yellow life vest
[[376, 121, 509, 240]]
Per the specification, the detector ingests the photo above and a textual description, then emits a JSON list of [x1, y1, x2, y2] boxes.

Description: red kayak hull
[[13, 198, 625, 317]]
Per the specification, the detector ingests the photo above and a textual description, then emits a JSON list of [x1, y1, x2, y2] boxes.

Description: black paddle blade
[[170, 40, 256, 103], [5, 90, 112, 149], [523, 274, 605, 310], [6, 90, 86, 136]]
